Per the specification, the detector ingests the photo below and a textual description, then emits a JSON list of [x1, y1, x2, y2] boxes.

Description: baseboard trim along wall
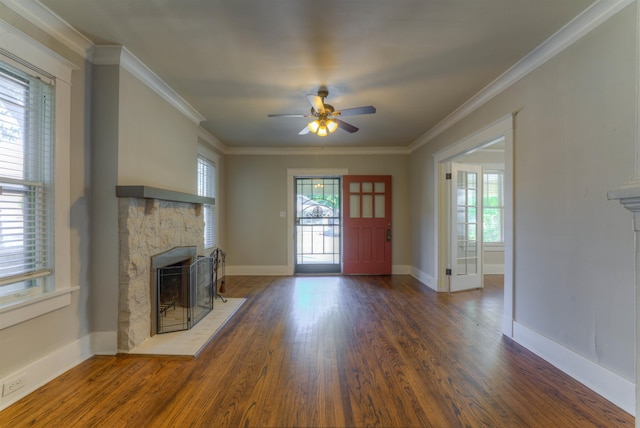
[[0, 332, 115, 411], [227, 265, 414, 276], [410, 267, 436, 291], [513, 321, 635, 416]]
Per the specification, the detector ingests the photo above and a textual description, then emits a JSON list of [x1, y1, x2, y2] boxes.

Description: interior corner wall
[[90, 64, 121, 334], [410, 3, 636, 387], [225, 154, 410, 270]]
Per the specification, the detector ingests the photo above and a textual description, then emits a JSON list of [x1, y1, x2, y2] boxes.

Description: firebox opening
[[150, 246, 214, 336]]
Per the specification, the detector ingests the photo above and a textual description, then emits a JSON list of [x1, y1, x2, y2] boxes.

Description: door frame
[[286, 168, 349, 275], [433, 114, 514, 337]]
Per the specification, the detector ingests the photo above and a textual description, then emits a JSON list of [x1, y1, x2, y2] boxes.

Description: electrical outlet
[[2, 373, 27, 397]]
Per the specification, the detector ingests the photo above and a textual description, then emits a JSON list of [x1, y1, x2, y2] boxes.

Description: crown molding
[[5, 0, 631, 155], [225, 145, 410, 156], [93, 45, 205, 125], [198, 127, 228, 154], [0, 0, 93, 59], [408, 0, 634, 153]]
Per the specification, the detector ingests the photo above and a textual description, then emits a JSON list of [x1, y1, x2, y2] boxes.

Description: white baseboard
[[226, 265, 290, 276], [513, 321, 635, 416], [227, 265, 414, 276], [410, 267, 436, 291], [483, 264, 504, 274], [0, 332, 95, 411]]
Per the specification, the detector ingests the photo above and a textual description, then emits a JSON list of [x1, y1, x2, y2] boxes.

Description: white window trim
[[482, 168, 505, 248], [0, 22, 78, 329], [197, 144, 219, 251]]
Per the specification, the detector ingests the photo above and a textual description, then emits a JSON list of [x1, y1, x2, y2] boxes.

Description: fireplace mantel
[[116, 185, 215, 205]]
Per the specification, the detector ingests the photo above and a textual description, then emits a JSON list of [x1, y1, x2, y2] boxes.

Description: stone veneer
[[118, 198, 204, 351]]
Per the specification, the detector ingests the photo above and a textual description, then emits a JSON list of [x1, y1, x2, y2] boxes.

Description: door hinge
[[445, 173, 452, 180], [445, 268, 452, 276]]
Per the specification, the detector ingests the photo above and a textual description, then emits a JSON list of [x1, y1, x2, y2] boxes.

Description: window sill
[[0, 286, 79, 330]]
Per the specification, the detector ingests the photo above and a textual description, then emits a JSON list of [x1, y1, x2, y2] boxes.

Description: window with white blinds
[[0, 61, 54, 298], [483, 170, 504, 244], [197, 155, 216, 249]]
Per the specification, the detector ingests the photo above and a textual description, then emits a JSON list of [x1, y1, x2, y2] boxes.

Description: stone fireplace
[[116, 186, 214, 352]]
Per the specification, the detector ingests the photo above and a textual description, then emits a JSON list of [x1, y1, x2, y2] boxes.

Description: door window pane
[[350, 195, 360, 218], [374, 195, 385, 218], [362, 195, 373, 218]]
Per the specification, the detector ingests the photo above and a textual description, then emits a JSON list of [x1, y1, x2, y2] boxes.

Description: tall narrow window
[[197, 155, 216, 249], [483, 170, 504, 244], [0, 62, 54, 299]]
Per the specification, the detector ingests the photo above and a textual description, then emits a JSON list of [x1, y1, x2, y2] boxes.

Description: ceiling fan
[[268, 88, 376, 137]]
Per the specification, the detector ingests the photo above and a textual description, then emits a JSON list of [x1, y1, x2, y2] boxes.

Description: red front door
[[343, 175, 392, 275]]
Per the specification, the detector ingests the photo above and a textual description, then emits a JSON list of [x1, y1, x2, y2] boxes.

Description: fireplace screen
[[156, 256, 214, 334]]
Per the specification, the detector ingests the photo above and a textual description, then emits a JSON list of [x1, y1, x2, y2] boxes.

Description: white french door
[[449, 163, 483, 292]]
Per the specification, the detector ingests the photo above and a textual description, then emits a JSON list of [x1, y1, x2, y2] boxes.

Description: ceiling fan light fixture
[[269, 88, 376, 137], [307, 120, 320, 133]]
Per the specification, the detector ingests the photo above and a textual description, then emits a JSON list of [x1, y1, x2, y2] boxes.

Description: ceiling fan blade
[[306, 94, 325, 114], [298, 126, 310, 135], [336, 119, 359, 133], [334, 106, 376, 116], [268, 113, 310, 118]]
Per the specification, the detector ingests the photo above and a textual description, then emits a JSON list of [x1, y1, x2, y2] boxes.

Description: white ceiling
[[38, 0, 595, 148]]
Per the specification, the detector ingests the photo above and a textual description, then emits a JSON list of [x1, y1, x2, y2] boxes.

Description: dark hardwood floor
[[0, 275, 633, 427]]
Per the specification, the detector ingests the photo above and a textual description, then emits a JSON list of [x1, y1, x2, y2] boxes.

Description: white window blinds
[[197, 155, 216, 249], [0, 61, 54, 296]]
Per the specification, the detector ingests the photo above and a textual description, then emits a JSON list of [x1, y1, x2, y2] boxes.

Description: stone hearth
[[117, 196, 205, 352]]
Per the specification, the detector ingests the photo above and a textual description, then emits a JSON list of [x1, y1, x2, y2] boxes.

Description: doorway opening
[[294, 177, 341, 274], [434, 114, 514, 337]]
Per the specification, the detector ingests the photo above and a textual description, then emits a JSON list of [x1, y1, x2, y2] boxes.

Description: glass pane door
[[450, 163, 483, 292], [295, 177, 341, 273]]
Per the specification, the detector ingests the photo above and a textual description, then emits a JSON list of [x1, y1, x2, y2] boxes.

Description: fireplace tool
[[211, 248, 227, 303]]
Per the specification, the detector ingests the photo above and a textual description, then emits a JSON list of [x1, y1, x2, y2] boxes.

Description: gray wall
[[225, 154, 410, 268], [410, 5, 636, 381], [0, 5, 91, 377], [118, 69, 199, 193], [90, 64, 205, 337], [0, 0, 636, 408]]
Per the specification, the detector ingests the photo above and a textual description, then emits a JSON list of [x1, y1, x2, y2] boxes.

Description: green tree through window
[[483, 171, 503, 243]]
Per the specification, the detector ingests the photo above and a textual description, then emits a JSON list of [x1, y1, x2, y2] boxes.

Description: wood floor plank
[[0, 274, 633, 427]]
